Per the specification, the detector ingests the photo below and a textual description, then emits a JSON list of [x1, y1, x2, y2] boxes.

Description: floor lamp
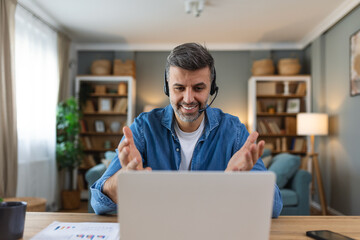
[[297, 113, 328, 215]]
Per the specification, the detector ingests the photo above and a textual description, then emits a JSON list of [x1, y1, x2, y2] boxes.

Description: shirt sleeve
[[236, 121, 283, 218], [90, 150, 121, 215]]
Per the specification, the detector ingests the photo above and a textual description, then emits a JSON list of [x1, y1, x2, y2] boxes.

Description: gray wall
[[78, 49, 306, 127], [309, 5, 360, 215]]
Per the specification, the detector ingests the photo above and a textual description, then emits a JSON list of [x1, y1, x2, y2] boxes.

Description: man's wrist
[[103, 173, 118, 203]]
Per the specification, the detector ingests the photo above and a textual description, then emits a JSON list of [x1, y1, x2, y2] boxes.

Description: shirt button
[[176, 148, 179, 152]]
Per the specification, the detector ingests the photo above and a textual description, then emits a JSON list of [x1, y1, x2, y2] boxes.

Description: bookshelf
[[248, 75, 311, 155], [75, 75, 136, 167]]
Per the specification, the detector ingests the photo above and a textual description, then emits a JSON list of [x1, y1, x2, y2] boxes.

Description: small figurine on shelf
[[276, 100, 284, 113], [104, 140, 111, 149], [267, 105, 275, 114]]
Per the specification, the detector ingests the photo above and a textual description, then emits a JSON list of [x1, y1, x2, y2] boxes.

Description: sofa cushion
[[280, 189, 298, 206], [268, 153, 301, 188]]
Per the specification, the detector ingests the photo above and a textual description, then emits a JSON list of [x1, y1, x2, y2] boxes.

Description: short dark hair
[[165, 43, 215, 82]]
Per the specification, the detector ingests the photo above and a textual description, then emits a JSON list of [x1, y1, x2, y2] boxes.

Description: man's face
[[168, 66, 211, 123]]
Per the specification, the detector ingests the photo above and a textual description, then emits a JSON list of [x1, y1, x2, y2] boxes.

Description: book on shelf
[[79, 120, 87, 132], [113, 98, 127, 113], [256, 100, 263, 113], [275, 138, 281, 152], [295, 82, 306, 95], [293, 138, 305, 151], [267, 120, 281, 134], [95, 85, 106, 94], [281, 137, 287, 152], [82, 136, 92, 149], [256, 82, 276, 95], [83, 100, 95, 113], [258, 120, 268, 134], [258, 120, 281, 134], [285, 117, 297, 134], [80, 154, 97, 169], [264, 143, 274, 151], [87, 154, 97, 167]]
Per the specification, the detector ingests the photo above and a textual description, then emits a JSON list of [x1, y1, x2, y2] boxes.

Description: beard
[[170, 97, 209, 123]]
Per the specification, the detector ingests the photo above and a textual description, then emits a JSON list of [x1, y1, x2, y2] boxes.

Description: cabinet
[[248, 75, 311, 155], [75, 75, 136, 168]]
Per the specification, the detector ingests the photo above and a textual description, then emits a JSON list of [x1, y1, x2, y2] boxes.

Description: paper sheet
[[30, 221, 119, 240]]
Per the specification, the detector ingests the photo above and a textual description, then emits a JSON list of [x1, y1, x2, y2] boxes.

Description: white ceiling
[[19, 0, 360, 50]]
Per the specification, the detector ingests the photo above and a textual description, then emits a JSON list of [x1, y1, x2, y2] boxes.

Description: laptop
[[117, 171, 275, 240]]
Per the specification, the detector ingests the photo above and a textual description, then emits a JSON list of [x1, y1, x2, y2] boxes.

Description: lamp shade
[[297, 113, 328, 136]]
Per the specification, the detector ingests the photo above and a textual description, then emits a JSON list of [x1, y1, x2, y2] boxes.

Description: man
[[91, 43, 283, 217]]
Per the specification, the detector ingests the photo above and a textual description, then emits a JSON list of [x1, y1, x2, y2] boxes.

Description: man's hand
[[103, 126, 151, 203], [118, 126, 151, 171], [225, 131, 265, 172]]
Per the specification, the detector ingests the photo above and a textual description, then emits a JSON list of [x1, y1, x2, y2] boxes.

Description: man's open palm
[[226, 131, 265, 172], [118, 126, 151, 171]]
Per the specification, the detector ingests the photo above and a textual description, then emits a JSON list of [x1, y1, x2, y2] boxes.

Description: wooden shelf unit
[[248, 75, 311, 155], [75, 75, 136, 167]]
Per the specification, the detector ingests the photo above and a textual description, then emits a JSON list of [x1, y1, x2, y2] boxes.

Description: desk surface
[[23, 212, 360, 239]]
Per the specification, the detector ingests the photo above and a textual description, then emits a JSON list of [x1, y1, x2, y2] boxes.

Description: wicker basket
[[4, 197, 47, 212], [278, 58, 301, 75], [252, 59, 275, 76], [91, 60, 112, 75], [113, 59, 136, 77]]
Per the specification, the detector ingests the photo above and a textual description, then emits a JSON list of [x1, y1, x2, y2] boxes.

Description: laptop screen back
[[117, 171, 275, 240]]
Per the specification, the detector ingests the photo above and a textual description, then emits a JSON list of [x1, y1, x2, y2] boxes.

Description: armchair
[[263, 150, 312, 215]]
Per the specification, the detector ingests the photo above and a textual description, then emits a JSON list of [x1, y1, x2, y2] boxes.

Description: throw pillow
[[268, 153, 301, 188], [102, 151, 117, 169], [261, 148, 273, 168], [262, 155, 273, 168]]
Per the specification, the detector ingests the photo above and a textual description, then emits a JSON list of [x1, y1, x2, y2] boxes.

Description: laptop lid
[[117, 171, 275, 240]]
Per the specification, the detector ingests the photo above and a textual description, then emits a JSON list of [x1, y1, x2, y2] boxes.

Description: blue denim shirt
[[91, 105, 283, 217]]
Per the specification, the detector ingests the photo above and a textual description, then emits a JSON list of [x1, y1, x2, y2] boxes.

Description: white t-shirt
[[174, 118, 205, 171]]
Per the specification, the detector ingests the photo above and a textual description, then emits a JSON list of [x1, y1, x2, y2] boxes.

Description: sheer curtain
[[15, 6, 59, 211]]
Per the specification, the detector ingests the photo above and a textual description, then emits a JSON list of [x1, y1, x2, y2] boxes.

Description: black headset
[[163, 68, 218, 97]]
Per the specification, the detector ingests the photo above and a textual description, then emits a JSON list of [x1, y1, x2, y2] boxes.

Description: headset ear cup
[[210, 68, 217, 95], [164, 70, 169, 96], [164, 81, 169, 96]]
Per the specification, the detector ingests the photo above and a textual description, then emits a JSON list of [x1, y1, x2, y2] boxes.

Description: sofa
[[85, 151, 115, 213], [262, 149, 312, 215], [86, 150, 312, 215]]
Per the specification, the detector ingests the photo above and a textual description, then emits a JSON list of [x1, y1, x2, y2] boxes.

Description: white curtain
[[14, 6, 59, 211]]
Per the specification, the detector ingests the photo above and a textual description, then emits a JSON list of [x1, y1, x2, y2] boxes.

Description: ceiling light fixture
[[184, 0, 205, 17]]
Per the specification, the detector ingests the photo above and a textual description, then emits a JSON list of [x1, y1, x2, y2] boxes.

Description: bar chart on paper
[[30, 221, 119, 240]]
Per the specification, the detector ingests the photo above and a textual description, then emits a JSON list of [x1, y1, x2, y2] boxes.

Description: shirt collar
[[161, 104, 219, 137]]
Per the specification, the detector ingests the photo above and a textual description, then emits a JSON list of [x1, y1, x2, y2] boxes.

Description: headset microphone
[[198, 87, 218, 113]]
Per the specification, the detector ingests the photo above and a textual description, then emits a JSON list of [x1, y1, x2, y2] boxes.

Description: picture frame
[[98, 98, 112, 112], [286, 98, 300, 113], [94, 120, 105, 132], [350, 29, 360, 96]]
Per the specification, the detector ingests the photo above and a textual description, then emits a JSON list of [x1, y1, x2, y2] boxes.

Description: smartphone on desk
[[306, 230, 355, 240]]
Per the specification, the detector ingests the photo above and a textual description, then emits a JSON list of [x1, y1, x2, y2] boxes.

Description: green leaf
[[56, 97, 83, 171]]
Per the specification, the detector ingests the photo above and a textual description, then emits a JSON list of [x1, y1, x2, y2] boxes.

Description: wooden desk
[[23, 213, 360, 239]]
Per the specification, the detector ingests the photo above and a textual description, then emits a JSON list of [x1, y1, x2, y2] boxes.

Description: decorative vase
[[110, 121, 121, 133]]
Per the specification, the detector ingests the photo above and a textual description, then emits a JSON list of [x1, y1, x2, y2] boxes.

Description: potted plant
[[56, 97, 83, 210]]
